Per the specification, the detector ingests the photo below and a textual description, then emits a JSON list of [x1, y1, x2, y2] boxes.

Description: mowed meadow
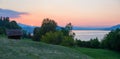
[[0, 36, 120, 59], [0, 36, 91, 59]]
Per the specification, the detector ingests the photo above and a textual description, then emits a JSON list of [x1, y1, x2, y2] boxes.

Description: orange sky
[[1, 0, 120, 27]]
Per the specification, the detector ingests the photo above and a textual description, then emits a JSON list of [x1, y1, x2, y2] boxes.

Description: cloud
[[0, 8, 29, 18]]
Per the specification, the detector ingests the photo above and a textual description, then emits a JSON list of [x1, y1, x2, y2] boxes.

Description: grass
[[73, 47, 120, 59], [0, 37, 91, 59], [1, 36, 119, 59]]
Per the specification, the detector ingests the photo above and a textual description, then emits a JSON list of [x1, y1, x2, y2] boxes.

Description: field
[[0, 36, 120, 59], [73, 47, 120, 59], [0, 37, 91, 59]]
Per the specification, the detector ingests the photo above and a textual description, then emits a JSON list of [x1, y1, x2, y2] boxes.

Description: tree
[[39, 18, 57, 39], [101, 28, 120, 51], [63, 23, 72, 36], [76, 40, 84, 47], [75, 38, 100, 48], [32, 27, 41, 41], [0, 17, 21, 35], [90, 38, 100, 48], [32, 18, 57, 41], [22, 30, 28, 38], [10, 21, 21, 29], [65, 23, 72, 31]]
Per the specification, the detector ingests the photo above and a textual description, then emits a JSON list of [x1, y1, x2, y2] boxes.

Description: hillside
[[0, 37, 91, 59], [107, 24, 120, 30], [18, 23, 36, 33]]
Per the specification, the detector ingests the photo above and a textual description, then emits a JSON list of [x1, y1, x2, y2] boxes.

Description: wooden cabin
[[6, 29, 22, 39]]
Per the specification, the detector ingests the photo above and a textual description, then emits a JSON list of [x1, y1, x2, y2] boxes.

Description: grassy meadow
[[0, 37, 91, 59], [0, 36, 120, 59], [73, 47, 120, 59]]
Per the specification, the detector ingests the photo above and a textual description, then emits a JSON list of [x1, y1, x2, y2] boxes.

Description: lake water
[[72, 30, 110, 41]]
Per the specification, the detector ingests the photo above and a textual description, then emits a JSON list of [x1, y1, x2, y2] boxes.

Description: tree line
[[32, 18, 120, 52], [0, 16, 21, 34], [76, 38, 100, 48]]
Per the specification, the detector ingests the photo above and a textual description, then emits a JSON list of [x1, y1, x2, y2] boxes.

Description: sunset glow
[[0, 0, 120, 27]]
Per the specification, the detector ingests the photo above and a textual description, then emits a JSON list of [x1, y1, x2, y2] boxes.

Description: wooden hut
[[6, 29, 22, 39]]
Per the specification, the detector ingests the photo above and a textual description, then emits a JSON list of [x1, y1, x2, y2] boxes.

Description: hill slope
[[0, 37, 91, 59]]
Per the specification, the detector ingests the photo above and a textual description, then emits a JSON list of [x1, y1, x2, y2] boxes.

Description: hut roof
[[6, 29, 22, 36]]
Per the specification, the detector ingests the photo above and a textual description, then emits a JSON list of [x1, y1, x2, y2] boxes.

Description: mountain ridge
[[18, 23, 37, 33], [73, 24, 120, 30], [18, 23, 120, 33]]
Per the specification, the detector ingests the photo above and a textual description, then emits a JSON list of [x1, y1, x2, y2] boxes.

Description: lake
[[72, 30, 110, 41]]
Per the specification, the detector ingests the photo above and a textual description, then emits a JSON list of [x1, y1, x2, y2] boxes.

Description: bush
[[0, 27, 5, 34], [41, 31, 64, 45], [76, 38, 100, 48], [41, 31, 75, 47], [61, 36, 75, 47], [90, 38, 100, 48]]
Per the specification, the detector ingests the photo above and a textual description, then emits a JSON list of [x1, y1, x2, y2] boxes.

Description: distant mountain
[[18, 23, 120, 33], [18, 23, 37, 33], [104, 24, 120, 30], [73, 27, 104, 30], [73, 24, 120, 30]]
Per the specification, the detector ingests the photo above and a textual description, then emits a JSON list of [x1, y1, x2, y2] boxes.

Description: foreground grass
[[73, 47, 120, 59], [0, 37, 91, 59]]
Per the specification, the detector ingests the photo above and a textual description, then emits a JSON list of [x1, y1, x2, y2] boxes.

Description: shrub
[[90, 38, 100, 48], [0, 27, 5, 34], [41, 31, 64, 45], [75, 38, 100, 48], [61, 36, 75, 47]]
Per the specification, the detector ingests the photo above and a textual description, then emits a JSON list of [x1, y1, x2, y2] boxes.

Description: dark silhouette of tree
[[61, 23, 73, 36], [39, 18, 57, 39], [33, 27, 40, 41], [90, 38, 100, 48], [40, 18, 57, 34], [9, 21, 21, 29], [76, 38, 100, 48], [101, 28, 120, 51], [0, 16, 21, 35], [33, 18, 57, 41]]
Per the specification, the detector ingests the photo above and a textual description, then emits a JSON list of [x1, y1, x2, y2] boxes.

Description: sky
[[0, 0, 120, 27]]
